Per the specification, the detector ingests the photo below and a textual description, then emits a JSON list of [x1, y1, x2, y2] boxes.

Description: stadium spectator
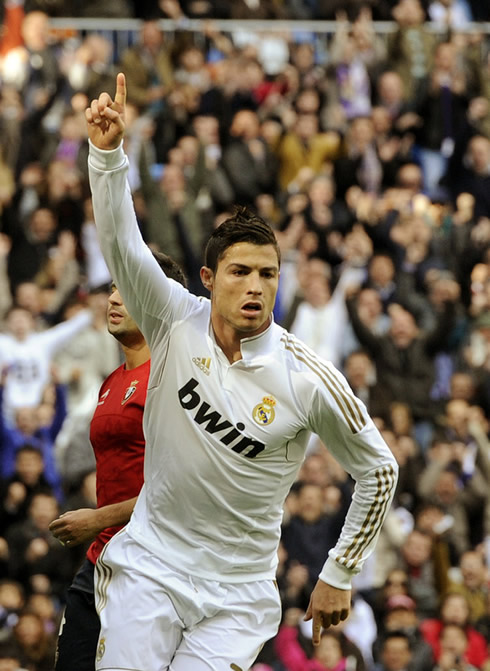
[[0, 304, 91, 421], [119, 19, 173, 115], [415, 41, 476, 201], [137, 139, 209, 292], [346, 288, 459, 449], [373, 630, 414, 671], [432, 623, 481, 671], [0, 580, 25, 644], [276, 111, 341, 190], [5, 492, 73, 601], [0, 380, 66, 497], [53, 286, 121, 411], [448, 550, 489, 624], [417, 433, 487, 557], [0, 447, 54, 541], [374, 594, 434, 670], [281, 482, 350, 586], [420, 592, 488, 668], [221, 109, 278, 208], [397, 529, 444, 620], [451, 135, 490, 219], [12, 610, 55, 671], [387, 0, 436, 101], [0, 638, 28, 671], [275, 608, 353, 671]]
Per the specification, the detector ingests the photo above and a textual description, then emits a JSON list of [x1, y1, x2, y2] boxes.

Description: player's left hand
[[49, 508, 102, 547], [304, 579, 351, 645]]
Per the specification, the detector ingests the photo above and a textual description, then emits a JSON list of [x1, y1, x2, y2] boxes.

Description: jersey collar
[[207, 314, 280, 367]]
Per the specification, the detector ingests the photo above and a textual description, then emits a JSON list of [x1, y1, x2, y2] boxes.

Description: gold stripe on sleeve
[[337, 464, 396, 569], [281, 334, 366, 433], [343, 464, 396, 569], [337, 468, 385, 564]]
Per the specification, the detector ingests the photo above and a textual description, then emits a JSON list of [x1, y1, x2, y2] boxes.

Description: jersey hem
[[126, 525, 277, 584]]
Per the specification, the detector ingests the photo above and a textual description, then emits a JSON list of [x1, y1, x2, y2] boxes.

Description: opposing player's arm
[[49, 497, 137, 547]]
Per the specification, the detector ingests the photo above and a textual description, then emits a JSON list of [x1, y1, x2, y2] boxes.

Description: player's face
[[107, 285, 142, 343], [203, 242, 279, 337]]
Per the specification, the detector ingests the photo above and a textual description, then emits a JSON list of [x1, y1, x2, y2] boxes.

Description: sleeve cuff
[[318, 556, 354, 590], [88, 139, 126, 171]]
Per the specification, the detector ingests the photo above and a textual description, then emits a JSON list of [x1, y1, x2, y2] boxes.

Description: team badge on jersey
[[96, 637, 106, 662], [252, 396, 276, 426], [121, 380, 139, 405]]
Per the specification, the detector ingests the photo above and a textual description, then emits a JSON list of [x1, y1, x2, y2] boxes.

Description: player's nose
[[247, 271, 263, 294]]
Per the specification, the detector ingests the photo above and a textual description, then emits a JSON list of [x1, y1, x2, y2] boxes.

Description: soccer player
[[49, 253, 186, 671], [86, 73, 398, 671]]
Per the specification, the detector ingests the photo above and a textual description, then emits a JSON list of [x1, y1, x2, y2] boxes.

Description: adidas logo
[[192, 356, 211, 375]]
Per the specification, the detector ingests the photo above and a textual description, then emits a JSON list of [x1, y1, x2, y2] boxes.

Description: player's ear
[[200, 266, 214, 292]]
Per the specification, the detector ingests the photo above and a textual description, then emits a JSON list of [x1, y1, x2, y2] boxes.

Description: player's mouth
[[240, 301, 262, 317], [108, 311, 124, 323]]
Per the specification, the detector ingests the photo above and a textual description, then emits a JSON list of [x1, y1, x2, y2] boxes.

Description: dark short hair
[[152, 251, 187, 288], [204, 206, 280, 273], [382, 630, 412, 650], [15, 444, 43, 460]]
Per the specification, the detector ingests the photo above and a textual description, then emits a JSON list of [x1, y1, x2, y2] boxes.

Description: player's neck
[[122, 342, 151, 370], [214, 335, 242, 364], [212, 315, 271, 364]]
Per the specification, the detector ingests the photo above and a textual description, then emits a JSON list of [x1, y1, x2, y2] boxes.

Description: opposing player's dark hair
[[204, 206, 280, 273], [152, 251, 188, 288]]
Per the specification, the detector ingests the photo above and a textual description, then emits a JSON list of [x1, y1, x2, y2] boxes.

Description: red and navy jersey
[[86, 359, 149, 564]]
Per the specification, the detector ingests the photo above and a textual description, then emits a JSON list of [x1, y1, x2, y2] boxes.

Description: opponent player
[[86, 73, 398, 671], [49, 252, 186, 671]]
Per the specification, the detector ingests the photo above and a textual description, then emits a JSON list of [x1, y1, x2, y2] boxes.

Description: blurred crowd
[[0, 0, 489, 669], [2, 0, 490, 21]]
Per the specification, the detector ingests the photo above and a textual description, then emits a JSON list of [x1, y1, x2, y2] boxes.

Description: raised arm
[[86, 74, 197, 348], [345, 292, 383, 355]]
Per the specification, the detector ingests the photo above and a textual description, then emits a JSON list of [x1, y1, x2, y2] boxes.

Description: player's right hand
[[86, 72, 127, 151], [304, 579, 351, 645]]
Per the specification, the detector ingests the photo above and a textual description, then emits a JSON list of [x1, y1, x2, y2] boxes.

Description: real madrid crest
[[121, 379, 139, 405], [252, 395, 276, 426], [96, 637, 106, 662]]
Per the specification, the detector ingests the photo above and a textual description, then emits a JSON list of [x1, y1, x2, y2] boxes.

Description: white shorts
[[94, 529, 281, 671]]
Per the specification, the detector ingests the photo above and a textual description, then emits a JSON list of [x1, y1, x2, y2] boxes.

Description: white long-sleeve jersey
[[88, 142, 398, 589]]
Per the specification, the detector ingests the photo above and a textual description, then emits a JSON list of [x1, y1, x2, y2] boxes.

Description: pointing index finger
[[114, 72, 126, 109], [312, 614, 322, 646]]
